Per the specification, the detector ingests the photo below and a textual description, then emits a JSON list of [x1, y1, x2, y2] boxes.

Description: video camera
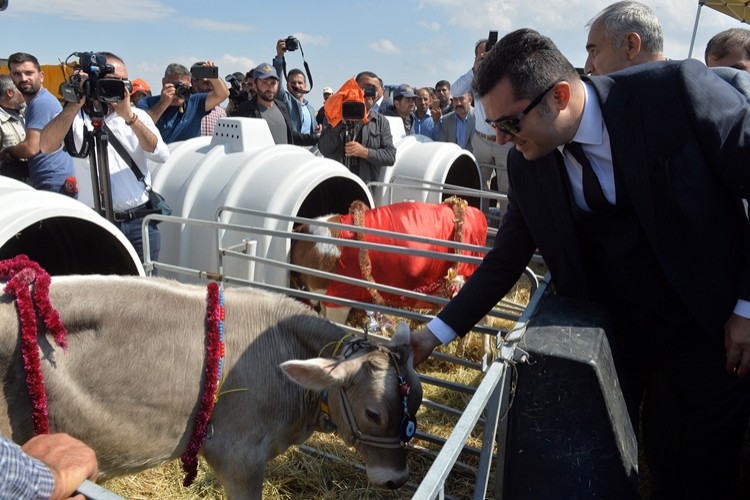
[[59, 52, 131, 112], [225, 73, 249, 105]]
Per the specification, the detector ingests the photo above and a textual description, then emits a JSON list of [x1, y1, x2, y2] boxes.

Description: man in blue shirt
[[137, 62, 228, 143], [3, 53, 76, 196], [412, 87, 441, 140], [273, 38, 318, 136]]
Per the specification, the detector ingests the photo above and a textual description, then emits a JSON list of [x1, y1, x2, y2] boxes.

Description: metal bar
[[75, 480, 125, 500], [413, 360, 507, 499], [473, 362, 507, 500], [688, 1, 704, 58]]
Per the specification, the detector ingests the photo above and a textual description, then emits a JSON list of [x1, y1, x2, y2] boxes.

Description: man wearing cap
[[230, 63, 317, 147], [381, 84, 416, 135], [273, 38, 318, 136], [129, 78, 151, 107], [316, 86, 333, 127], [137, 61, 228, 143]]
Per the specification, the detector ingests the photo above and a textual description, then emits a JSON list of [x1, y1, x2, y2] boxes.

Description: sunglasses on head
[[485, 79, 563, 135]]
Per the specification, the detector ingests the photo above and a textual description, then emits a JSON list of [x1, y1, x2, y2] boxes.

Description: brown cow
[[0, 275, 422, 499], [290, 198, 487, 324]]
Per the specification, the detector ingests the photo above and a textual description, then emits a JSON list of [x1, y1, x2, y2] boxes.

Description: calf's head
[[280, 323, 422, 489], [289, 216, 341, 299]]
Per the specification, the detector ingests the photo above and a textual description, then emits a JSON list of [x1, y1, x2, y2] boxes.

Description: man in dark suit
[[436, 91, 474, 151], [411, 28, 750, 498]]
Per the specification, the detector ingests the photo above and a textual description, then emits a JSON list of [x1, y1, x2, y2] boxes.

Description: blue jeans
[[116, 218, 160, 263]]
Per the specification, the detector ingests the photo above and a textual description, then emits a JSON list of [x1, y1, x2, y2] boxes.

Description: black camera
[[342, 101, 365, 122], [172, 82, 191, 99], [225, 74, 249, 104], [486, 30, 498, 51], [363, 86, 376, 98], [60, 52, 131, 106], [285, 36, 299, 52]]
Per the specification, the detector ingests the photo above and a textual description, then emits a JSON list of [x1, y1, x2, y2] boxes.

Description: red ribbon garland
[[0, 255, 68, 436], [181, 281, 224, 487]]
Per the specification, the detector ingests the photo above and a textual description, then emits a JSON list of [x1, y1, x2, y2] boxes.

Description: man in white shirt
[[40, 52, 169, 263]]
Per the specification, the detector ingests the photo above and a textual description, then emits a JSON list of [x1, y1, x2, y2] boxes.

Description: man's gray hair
[[586, 1, 663, 54], [164, 63, 191, 78], [0, 74, 16, 94]]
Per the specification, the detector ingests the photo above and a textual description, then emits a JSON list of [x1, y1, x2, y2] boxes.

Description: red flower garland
[[0, 255, 68, 436], [181, 281, 224, 487]]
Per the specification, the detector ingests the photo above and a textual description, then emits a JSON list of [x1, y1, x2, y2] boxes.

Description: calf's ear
[[280, 358, 355, 390], [389, 322, 411, 347]]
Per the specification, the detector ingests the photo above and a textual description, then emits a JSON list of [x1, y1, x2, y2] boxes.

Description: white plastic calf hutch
[[377, 116, 482, 208], [151, 117, 374, 286], [0, 177, 144, 276]]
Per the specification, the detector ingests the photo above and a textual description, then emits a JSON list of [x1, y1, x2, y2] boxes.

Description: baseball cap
[[130, 78, 150, 95], [253, 63, 279, 80], [393, 84, 417, 99], [323, 86, 333, 95]]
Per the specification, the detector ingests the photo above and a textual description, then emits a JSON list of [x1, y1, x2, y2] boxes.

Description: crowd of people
[[3, 1, 750, 497]]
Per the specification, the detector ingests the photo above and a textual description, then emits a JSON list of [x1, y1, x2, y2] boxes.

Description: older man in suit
[[411, 28, 750, 498], [436, 92, 474, 151]]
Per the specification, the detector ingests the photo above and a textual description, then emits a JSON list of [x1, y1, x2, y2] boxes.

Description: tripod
[[64, 100, 116, 222], [341, 120, 361, 170]]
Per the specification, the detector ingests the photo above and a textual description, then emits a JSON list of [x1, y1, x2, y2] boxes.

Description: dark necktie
[[564, 141, 611, 212]]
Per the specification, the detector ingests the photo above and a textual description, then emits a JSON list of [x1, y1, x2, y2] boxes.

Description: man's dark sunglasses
[[485, 79, 563, 135]]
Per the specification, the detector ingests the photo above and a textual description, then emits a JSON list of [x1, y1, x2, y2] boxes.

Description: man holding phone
[[137, 61, 229, 143], [192, 61, 227, 137], [451, 33, 513, 214]]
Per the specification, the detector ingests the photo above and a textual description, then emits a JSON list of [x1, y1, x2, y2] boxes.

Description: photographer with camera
[[318, 72, 396, 184], [229, 63, 317, 147], [137, 61, 228, 143], [4, 52, 76, 197], [273, 37, 318, 136], [40, 52, 169, 263], [225, 71, 250, 116]]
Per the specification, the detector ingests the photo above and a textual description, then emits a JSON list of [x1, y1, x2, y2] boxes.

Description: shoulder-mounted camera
[[59, 51, 131, 114]]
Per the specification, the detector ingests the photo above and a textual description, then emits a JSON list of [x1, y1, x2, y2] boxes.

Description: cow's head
[[280, 323, 422, 489]]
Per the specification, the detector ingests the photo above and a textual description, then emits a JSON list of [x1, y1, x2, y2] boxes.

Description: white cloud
[[292, 33, 332, 46], [418, 20, 441, 31], [370, 39, 401, 54], [218, 54, 256, 73], [10, 0, 175, 22]]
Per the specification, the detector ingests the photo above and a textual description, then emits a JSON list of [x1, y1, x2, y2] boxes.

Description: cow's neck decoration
[[324, 338, 418, 448], [0, 255, 68, 436], [181, 281, 225, 487]]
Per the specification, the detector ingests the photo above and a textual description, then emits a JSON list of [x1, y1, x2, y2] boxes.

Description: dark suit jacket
[[230, 97, 317, 146], [318, 109, 396, 184], [439, 59, 750, 336], [437, 108, 475, 150]]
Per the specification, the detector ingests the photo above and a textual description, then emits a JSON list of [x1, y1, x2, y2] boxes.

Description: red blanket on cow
[[325, 200, 487, 309]]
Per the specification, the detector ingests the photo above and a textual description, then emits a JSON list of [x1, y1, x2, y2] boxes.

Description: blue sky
[[0, 0, 743, 109]]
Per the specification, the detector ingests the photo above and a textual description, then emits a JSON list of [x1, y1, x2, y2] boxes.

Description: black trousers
[[606, 303, 750, 500]]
